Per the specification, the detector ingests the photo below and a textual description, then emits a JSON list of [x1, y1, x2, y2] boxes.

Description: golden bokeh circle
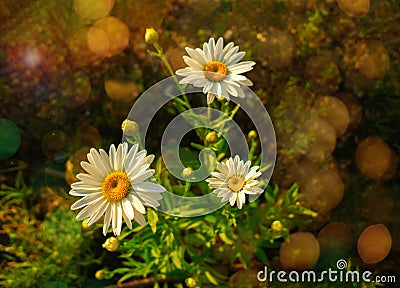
[[280, 232, 320, 270], [104, 79, 142, 102], [355, 40, 390, 80], [303, 169, 345, 213], [301, 117, 337, 163], [305, 56, 341, 94], [92, 17, 130, 57], [312, 96, 350, 138], [355, 136, 392, 179], [336, 0, 370, 18], [318, 222, 352, 253], [358, 224, 392, 264], [87, 27, 110, 57], [74, 0, 115, 20], [335, 92, 362, 130], [41, 130, 70, 159]]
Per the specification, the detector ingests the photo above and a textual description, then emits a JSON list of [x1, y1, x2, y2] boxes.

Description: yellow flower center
[[227, 175, 246, 192], [102, 171, 130, 202], [204, 61, 228, 82]]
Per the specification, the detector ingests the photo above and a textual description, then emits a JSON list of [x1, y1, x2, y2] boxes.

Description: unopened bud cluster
[[102, 237, 119, 252]]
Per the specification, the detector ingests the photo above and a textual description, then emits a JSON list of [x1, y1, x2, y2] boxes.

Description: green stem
[[229, 104, 241, 118], [0, 166, 23, 173], [153, 42, 191, 108], [183, 181, 191, 197]]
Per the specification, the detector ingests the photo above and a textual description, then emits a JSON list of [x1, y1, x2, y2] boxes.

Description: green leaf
[[170, 250, 182, 269], [186, 233, 206, 247], [147, 209, 158, 233], [190, 142, 207, 151], [218, 232, 235, 245], [205, 271, 219, 285], [255, 247, 269, 264], [204, 215, 216, 224], [118, 272, 139, 284]]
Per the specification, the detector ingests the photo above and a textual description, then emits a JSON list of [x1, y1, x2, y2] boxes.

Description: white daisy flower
[[206, 155, 263, 209], [69, 143, 165, 236], [176, 37, 255, 104]]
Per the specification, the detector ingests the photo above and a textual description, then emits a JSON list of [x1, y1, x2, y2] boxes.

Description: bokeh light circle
[[335, 92, 362, 130], [281, 157, 318, 189], [355, 40, 390, 80], [59, 72, 92, 108], [305, 56, 341, 94], [74, 0, 115, 20], [312, 96, 350, 138], [72, 123, 102, 149], [69, 28, 105, 65], [303, 169, 344, 213], [318, 222, 352, 254], [336, 0, 370, 18], [0, 119, 21, 160], [358, 224, 392, 264], [255, 29, 294, 68], [301, 117, 337, 162], [65, 147, 91, 185], [104, 79, 142, 102], [280, 232, 320, 270], [41, 130, 70, 160], [355, 136, 392, 179], [92, 17, 130, 57], [87, 27, 110, 57], [7, 41, 49, 77]]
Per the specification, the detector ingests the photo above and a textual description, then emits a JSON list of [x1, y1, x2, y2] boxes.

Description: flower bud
[[271, 220, 283, 232], [217, 95, 225, 101], [248, 130, 257, 140], [185, 277, 197, 288], [145, 27, 159, 44], [95, 270, 105, 280], [102, 237, 119, 252], [206, 131, 219, 143], [81, 218, 92, 230], [182, 167, 193, 178], [121, 119, 139, 136]]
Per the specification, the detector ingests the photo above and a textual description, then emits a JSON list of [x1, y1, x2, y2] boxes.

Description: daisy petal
[[76, 173, 102, 186], [103, 206, 112, 235], [134, 208, 147, 226], [225, 51, 245, 66], [207, 92, 215, 104], [228, 61, 256, 73], [81, 161, 105, 179], [122, 210, 132, 229], [226, 85, 238, 97], [229, 193, 237, 206], [129, 194, 146, 214], [87, 200, 109, 226], [71, 192, 103, 210], [215, 37, 224, 60], [122, 197, 134, 219], [133, 182, 166, 193], [130, 170, 154, 183], [239, 192, 246, 209], [75, 197, 105, 220], [136, 192, 162, 207]]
